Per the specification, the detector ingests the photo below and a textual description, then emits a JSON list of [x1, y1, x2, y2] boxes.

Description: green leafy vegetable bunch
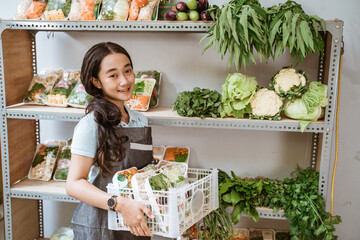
[[201, 0, 269, 70], [173, 87, 222, 118], [267, 0, 326, 63]]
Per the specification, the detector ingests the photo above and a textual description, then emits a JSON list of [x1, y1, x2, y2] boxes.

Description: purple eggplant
[[197, 0, 209, 12], [176, 1, 188, 12], [201, 11, 210, 20], [164, 10, 177, 21]]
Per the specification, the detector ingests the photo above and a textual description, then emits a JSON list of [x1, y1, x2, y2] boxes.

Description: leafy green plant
[[267, 0, 326, 63], [200, 0, 269, 70], [172, 87, 222, 118]]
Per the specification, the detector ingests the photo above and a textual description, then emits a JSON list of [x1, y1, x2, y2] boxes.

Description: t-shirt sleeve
[[71, 115, 98, 158], [134, 111, 148, 127]]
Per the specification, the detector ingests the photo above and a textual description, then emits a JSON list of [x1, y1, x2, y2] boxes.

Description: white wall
[[1, 0, 360, 239]]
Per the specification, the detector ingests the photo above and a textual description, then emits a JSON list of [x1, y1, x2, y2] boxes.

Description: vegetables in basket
[[220, 73, 258, 118], [250, 88, 283, 120]]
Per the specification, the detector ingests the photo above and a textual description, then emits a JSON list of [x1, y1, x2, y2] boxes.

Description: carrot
[[134, 0, 148, 8], [26, 1, 47, 19], [129, 0, 140, 20]]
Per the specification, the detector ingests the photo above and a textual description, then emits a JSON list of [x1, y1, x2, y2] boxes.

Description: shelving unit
[[0, 20, 343, 239]]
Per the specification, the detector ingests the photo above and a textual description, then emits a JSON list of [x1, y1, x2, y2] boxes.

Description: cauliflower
[[250, 88, 283, 120], [270, 67, 308, 99]]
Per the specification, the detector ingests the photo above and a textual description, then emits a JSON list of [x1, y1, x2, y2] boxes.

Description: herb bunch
[[201, 0, 326, 69], [217, 167, 341, 240], [172, 87, 222, 118], [200, 0, 269, 70], [267, 0, 326, 63]]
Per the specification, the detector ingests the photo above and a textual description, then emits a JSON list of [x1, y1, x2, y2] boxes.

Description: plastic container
[[25, 0, 47, 19], [80, 0, 95, 20], [112, 167, 138, 188], [275, 231, 291, 240], [68, 0, 81, 20], [99, 0, 130, 21], [15, 0, 32, 20], [135, 70, 162, 107], [39, 68, 64, 85], [28, 143, 61, 181], [249, 228, 276, 240], [24, 74, 58, 105], [125, 78, 156, 111], [44, 0, 72, 20], [66, 82, 94, 108], [163, 146, 190, 164], [152, 145, 165, 164], [107, 168, 218, 238], [131, 169, 156, 201], [232, 228, 250, 240], [53, 145, 71, 181], [137, 0, 160, 21], [44, 70, 79, 107]]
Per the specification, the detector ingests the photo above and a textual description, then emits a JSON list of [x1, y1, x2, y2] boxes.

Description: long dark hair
[[81, 42, 133, 176]]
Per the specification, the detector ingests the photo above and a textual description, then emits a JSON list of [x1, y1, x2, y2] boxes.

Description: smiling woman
[[65, 42, 154, 240]]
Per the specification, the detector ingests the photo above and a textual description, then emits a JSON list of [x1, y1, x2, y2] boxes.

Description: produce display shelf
[[6, 104, 326, 133], [0, 19, 212, 32], [10, 179, 78, 203]]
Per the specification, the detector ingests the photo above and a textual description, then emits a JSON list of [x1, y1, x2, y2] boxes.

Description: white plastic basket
[[107, 168, 218, 238]]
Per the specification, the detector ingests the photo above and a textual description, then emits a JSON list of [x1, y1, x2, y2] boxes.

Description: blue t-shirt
[[71, 104, 148, 182]]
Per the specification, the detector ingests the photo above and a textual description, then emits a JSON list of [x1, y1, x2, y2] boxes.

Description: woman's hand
[[117, 197, 154, 237]]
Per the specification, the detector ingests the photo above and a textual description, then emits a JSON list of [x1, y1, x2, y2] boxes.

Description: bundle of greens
[[220, 73, 258, 118], [200, 0, 325, 69], [217, 167, 341, 240], [172, 87, 222, 118], [267, 0, 326, 63], [201, 0, 269, 70], [284, 81, 328, 131]]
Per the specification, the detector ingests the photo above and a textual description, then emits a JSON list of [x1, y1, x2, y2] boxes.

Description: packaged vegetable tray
[[125, 78, 156, 111], [136, 70, 162, 107], [107, 168, 218, 238], [232, 228, 250, 240], [137, 0, 160, 21], [25, 0, 47, 19], [152, 145, 165, 164], [28, 143, 61, 181], [163, 146, 190, 164], [44, 0, 72, 20], [24, 74, 58, 105], [112, 167, 138, 188], [40, 68, 64, 86], [16, 0, 32, 20], [68, 0, 81, 20], [44, 70, 79, 107], [99, 0, 130, 21], [53, 145, 71, 181], [66, 81, 94, 108]]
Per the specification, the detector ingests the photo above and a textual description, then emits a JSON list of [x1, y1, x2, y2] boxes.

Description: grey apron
[[72, 127, 153, 240]]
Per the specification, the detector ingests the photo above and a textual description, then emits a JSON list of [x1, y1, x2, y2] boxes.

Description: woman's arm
[[66, 153, 154, 237]]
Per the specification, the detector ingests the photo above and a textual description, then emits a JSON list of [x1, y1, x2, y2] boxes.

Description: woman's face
[[95, 53, 135, 103]]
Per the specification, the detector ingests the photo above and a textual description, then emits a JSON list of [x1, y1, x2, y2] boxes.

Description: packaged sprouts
[[53, 145, 71, 181], [28, 143, 60, 181], [66, 81, 94, 108], [125, 78, 156, 111], [24, 74, 58, 105]]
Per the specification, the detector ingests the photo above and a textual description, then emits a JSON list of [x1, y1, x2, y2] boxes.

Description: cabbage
[[301, 81, 328, 113], [220, 73, 258, 118], [284, 98, 322, 132]]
